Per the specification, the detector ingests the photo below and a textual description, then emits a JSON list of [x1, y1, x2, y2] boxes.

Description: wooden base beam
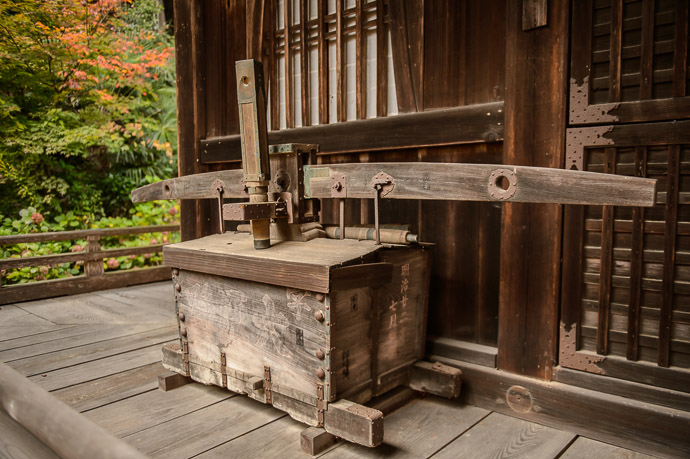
[[432, 355, 690, 458], [408, 361, 462, 398], [300, 427, 337, 456], [157, 371, 191, 392]]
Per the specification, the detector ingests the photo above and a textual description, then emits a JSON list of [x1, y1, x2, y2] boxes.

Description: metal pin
[[374, 186, 381, 245], [216, 186, 225, 234], [339, 198, 345, 240]]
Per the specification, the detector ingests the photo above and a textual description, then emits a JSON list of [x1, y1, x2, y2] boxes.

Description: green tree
[[0, 0, 177, 220]]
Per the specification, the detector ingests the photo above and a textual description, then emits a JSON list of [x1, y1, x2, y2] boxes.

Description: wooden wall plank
[[375, 0, 387, 117], [269, 0, 279, 130], [300, 0, 309, 127], [673, 0, 688, 97], [658, 144, 680, 367], [336, 0, 345, 122], [356, 0, 365, 120], [318, 0, 328, 124], [596, 147, 616, 355], [609, 0, 623, 102], [389, 0, 424, 112], [639, 0, 654, 100], [284, 0, 294, 128], [627, 147, 647, 361], [499, 0, 569, 379]]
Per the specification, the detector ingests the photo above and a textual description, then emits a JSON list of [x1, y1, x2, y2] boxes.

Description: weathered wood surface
[[158, 371, 191, 392], [561, 436, 658, 459], [0, 266, 173, 306], [0, 283, 667, 458], [306, 163, 657, 206], [436, 356, 690, 458], [131, 170, 245, 202], [53, 362, 164, 413], [301, 427, 337, 456], [408, 361, 462, 399], [435, 411, 575, 458], [164, 232, 380, 293], [198, 102, 505, 163], [427, 336, 498, 368], [0, 410, 58, 459], [0, 224, 179, 245], [176, 270, 329, 398]]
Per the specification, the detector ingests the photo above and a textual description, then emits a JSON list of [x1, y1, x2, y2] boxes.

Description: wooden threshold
[[432, 355, 690, 458]]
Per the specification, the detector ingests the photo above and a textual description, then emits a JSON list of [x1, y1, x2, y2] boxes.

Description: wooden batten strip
[[639, 0, 654, 100], [284, 0, 294, 128], [658, 145, 680, 367], [375, 0, 387, 117], [609, 0, 623, 102], [269, 0, 279, 131], [596, 147, 616, 355], [318, 0, 328, 124], [355, 0, 365, 120], [673, 0, 688, 97], [626, 146, 647, 361], [300, 0, 310, 127], [336, 0, 345, 122]]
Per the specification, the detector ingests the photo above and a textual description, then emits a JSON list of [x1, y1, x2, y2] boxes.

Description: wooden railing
[[0, 224, 179, 305]]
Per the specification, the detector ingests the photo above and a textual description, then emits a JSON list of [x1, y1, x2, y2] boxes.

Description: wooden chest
[[160, 231, 436, 446]]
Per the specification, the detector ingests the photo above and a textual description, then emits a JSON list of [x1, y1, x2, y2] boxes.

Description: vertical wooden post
[[84, 235, 104, 277], [498, 0, 569, 380]]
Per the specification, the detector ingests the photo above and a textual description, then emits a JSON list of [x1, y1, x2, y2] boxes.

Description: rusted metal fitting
[[488, 168, 518, 200], [330, 173, 347, 198], [315, 293, 325, 302], [180, 327, 187, 337], [178, 312, 185, 321], [316, 349, 325, 360], [316, 368, 326, 379], [175, 283, 181, 292], [314, 310, 325, 322]]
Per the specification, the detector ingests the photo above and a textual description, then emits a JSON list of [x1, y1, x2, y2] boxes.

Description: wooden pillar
[[497, 0, 569, 380]]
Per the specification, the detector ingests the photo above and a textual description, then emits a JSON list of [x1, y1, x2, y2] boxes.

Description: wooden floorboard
[[28, 342, 172, 391], [84, 383, 233, 438], [433, 411, 577, 458], [560, 437, 660, 459], [195, 415, 306, 459], [0, 282, 667, 459], [52, 362, 165, 412], [0, 323, 172, 363], [321, 396, 490, 458], [0, 410, 59, 459], [124, 396, 284, 458]]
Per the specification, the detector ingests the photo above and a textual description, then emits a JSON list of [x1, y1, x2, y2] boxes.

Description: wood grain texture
[[85, 383, 232, 437], [8, 327, 175, 377], [131, 170, 244, 202], [0, 410, 58, 459], [436, 356, 690, 458], [28, 343, 170, 392], [195, 415, 304, 458], [434, 412, 575, 459], [52, 362, 163, 412], [498, 0, 570, 380], [163, 232, 380, 293], [123, 396, 282, 457], [0, 225, 178, 245], [198, 102, 504, 163], [306, 162, 657, 206], [321, 397, 489, 458], [560, 436, 658, 459]]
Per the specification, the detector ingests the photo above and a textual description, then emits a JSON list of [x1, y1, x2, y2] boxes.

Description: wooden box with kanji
[[159, 231, 437, 446]]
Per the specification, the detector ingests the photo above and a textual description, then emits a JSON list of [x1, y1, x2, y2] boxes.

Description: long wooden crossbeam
[[132, 163, 656, 207]]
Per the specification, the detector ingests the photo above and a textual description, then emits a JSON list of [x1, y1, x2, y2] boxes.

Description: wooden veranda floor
[[0, 282, 657, 458]]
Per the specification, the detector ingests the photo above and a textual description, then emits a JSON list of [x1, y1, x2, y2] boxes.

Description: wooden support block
[[300, 427, 337, 456], [408, 361, 462, 399], [324, 399, 384, 447], [157, 371, 190, 392]]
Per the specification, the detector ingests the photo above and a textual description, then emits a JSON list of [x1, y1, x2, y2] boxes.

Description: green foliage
[[0, 202, 180, 284], [0, 0, 177, 219]]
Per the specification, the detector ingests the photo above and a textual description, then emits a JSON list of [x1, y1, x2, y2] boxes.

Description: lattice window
[[264, 0, 398, 131]]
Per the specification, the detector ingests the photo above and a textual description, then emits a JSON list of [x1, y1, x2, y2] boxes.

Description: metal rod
[[216, 186, 225, 234], [0, 362, 148, 459], [374, 187, 381, 245], [339, 198, 345, 240]]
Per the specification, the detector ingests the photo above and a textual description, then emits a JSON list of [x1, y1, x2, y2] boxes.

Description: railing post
[[84, 235, 104, 277]]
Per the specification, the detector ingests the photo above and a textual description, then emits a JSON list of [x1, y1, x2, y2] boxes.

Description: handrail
[[0, 361, 148, 459], [0, 224, 179, 305]]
